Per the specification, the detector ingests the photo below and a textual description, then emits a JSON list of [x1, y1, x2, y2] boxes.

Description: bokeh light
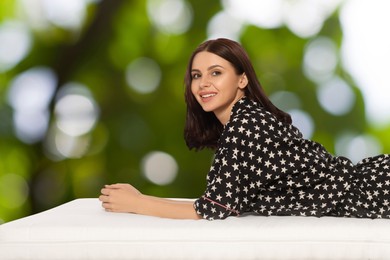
[[336, 133, 382, 164], [55, 94, 98, 137], [41, 0, 86, 29], [288, 109, 315, 139], [13, 110, 50, 144], [270, 91, 302, 112], [8, 67, 56, 111], [207, 11, 243, 41], [303, 37, 338, 83], [125, 57, 162, 94], [19, 0, 95, 31], [317, 77, 355, 116], [54, 132, 91, 159], [283, 0, 342, 38], [55, 82, 99, 137], [142, 151, 178, 185], [147, 0, 193, 35], [44, 82, 99, 160], [222, 0, 283, 29], [222, 0, 343, 38], [7, 67, 57, 143], [340, 0, 390, 125], [0, 20, 31, 72]]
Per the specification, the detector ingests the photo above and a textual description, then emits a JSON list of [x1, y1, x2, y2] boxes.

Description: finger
[[103, 184, 118, 189], [115, 183, 129, 187], [101, 201, 112, 209], [106, 183, 123, 189], [99, 195, 110, 202], [100, 188, 111, 196], [104, 203, 115, 212]]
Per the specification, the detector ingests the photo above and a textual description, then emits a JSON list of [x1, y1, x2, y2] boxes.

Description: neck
[[215, 93, 245, 125]]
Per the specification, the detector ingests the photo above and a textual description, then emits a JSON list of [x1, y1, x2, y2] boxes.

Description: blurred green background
[[1, 0, 390, 223]]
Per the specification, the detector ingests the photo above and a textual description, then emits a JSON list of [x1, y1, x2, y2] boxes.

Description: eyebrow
[[191, 64, 225, 73]]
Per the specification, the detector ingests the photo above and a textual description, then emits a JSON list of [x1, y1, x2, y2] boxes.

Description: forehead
[[191, 51, 232, 69]]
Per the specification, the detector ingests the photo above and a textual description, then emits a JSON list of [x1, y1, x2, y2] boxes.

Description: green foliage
[[0, 0, 16, 23]]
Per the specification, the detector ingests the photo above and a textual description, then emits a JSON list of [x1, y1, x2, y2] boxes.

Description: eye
[[211, 70, 221, 76], [191, 73, 201, 79]]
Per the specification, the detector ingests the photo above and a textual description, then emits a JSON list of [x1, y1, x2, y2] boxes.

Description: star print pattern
[[194, 97, 390, 220]]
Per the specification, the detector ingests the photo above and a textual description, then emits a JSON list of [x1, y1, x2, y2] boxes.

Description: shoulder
[[229, 98, 278, 128], [219, 99, 268, 144], [225, 98, 303, 140]]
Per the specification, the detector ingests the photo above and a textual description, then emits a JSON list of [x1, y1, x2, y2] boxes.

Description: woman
[[99, 38, 390, 220]]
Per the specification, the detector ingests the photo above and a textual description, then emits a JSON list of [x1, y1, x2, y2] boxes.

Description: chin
[[199, 103, 216, 113], [200, 106, 213, 113]]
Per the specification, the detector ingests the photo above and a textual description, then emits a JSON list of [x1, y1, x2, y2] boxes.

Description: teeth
[[201, 93, 216, 98]]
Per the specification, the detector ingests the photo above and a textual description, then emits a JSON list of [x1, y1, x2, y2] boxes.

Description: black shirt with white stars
[[194, 97, 390, 220]]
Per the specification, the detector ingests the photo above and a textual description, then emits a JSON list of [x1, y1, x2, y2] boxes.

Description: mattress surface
[[1, 198, 390, 259]]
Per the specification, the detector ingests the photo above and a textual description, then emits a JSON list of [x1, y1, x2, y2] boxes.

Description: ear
[[238, 73, 248, 89]]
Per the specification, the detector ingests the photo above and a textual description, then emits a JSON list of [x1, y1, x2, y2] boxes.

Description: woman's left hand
[[99, 183, 142, 213]]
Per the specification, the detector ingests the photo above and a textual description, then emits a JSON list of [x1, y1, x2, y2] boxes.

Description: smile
[[201, 93, 216, 98]]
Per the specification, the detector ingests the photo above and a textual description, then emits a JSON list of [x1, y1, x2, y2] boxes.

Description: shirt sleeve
[[194, 115, 253, 220]]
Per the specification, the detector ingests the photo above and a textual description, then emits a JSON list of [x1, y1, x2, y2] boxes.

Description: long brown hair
[[184, 38, 291, 150]]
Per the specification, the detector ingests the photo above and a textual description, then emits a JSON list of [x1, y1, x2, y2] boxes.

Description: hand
[[99, 183, 142, 213]]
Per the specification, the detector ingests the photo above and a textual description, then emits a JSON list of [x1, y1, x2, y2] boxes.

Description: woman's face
[[190, 51, 247, 125]]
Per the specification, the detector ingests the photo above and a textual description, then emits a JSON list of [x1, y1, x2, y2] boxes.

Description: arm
[[194, 117, 252, 220], [99, 183, 201, 220]]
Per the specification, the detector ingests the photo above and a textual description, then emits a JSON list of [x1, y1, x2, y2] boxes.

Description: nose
[[199, 76, 211, 88]]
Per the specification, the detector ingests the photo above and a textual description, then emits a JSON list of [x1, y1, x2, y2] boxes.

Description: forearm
[[135, 195, 202, 220]]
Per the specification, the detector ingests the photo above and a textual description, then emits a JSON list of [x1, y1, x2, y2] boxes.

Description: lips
[[201, 93, 216, 98], [199, 92, 217, 102]]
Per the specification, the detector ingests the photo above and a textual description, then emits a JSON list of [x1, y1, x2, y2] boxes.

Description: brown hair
[[184, 38, 291, 150]]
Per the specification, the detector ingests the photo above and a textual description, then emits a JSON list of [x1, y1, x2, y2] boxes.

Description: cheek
[[190, 82, 197, 96]]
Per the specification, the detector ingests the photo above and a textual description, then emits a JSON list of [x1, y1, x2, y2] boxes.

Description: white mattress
[[1, 198, 390, 260]]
